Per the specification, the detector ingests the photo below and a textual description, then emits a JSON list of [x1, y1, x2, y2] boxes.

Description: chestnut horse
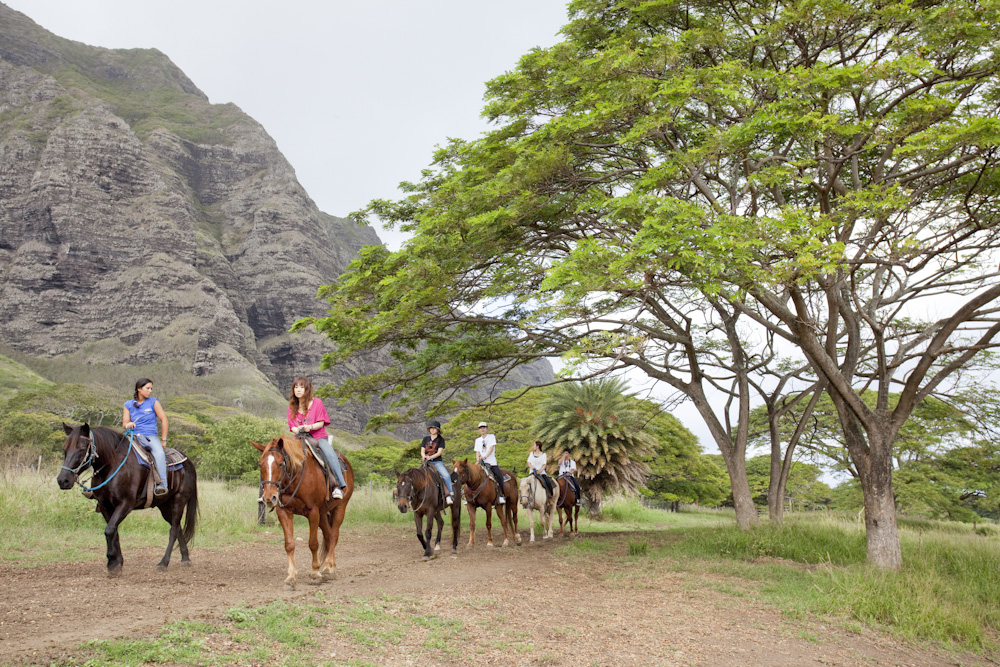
[[394, 464, 460, 560], [556, 476, 580, 535], [252, 434, 354, 589], [518, 473, 556, 542], [56, 423, 198, 576], [453, 459, 521, 548]]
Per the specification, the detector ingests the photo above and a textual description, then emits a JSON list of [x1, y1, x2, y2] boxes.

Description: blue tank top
[[126, 397, 159, 436]]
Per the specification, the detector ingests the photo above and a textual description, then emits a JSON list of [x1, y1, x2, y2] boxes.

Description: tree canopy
[[310, 0, 1000, 567]]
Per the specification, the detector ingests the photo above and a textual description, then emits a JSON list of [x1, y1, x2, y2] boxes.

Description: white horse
[[518, 474, 556, 542]]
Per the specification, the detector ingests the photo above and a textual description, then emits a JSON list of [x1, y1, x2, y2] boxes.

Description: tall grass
[[668, 513, 1000, 650]]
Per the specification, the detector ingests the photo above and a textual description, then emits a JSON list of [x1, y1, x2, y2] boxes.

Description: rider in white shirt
[[558, 449, 583, 506], [474, 421, 506, 504], [527, 440, 554, 497]]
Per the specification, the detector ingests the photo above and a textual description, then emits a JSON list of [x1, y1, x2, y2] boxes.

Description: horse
[[56, 423, 198, 577], [555, 476, 580, 536], [252, 434, 354, 589], [453, 459, 521, 548], [518, 473, 556, 542], [394, 464, 460, 560]]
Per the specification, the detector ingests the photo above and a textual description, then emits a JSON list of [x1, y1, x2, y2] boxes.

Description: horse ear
[[273, 437, 286, 450], [80, 423, 90, 438], [63, 422, 74, 435], [251, 440, 266, 452]]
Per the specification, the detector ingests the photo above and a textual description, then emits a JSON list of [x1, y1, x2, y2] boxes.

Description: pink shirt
[[287, 398, 330, 439]]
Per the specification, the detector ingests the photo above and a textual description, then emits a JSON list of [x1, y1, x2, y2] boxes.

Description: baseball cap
[[478, 421, 488, 428]]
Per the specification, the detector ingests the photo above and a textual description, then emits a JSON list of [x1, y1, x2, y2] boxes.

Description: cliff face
[[0, 5, 553, 435], [0, 4, 382, 428]]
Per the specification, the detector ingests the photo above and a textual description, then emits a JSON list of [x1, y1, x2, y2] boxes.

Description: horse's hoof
[[322, 570, 336, 581], [529, 537, 535, 543], [434, 544, 441, 552], [422, 555, 430, 562], [486, 543, 494, 548], [181, 560, 192, 568], [502, 540, 510, 548], [284, 581, 296, 591], [156, 563, 168, 572], [107, 566, 123, 578]]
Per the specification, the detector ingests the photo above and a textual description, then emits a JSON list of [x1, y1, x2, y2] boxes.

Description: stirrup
[[154, 484, 168, 497]]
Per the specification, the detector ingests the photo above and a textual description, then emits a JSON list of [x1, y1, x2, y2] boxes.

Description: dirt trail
[[0, 523, 989, 666]]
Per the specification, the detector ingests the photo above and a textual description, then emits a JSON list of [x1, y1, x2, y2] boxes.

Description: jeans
[[429, 459, 453, 494], [135, 433, 168, 488], [317, 438, 346, 488]]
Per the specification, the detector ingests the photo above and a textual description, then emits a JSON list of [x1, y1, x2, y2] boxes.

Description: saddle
[[482, 465, 510, 495], [130, 441, 187, 508], [299, 436, 347, 493], [532, 471, 554, 497], [423, 461, 450, 506]]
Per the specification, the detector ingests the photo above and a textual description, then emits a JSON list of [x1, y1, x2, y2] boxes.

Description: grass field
[[3, 467, 998, 664]]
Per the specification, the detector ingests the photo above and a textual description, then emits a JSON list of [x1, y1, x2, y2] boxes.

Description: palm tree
[[533, 378, 653, 514]]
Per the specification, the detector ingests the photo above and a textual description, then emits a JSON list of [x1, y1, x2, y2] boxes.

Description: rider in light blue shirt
[[122, 377, 168, 496]]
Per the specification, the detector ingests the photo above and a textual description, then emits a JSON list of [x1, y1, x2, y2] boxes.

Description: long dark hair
[[133, 378, 153, 402], [289, 376, 314, 413]]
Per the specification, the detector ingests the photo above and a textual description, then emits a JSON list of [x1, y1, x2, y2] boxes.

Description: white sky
[[3, 0, 571, 250]]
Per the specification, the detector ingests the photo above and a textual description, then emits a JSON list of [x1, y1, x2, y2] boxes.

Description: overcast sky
[[4, 0, 571, 250]]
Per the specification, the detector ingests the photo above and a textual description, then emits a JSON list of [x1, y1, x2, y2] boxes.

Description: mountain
[[0, 4, 554, 434]]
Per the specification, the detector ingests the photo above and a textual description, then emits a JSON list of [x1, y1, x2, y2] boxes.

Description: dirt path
[[0, 523, 990, 666]]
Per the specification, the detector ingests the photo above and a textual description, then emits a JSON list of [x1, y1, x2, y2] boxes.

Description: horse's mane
[[89, 426, 128, 460], [279, 433, 307, 472]]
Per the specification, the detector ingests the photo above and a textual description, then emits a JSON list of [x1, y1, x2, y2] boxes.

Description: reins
[[62, 429, 134, 494]]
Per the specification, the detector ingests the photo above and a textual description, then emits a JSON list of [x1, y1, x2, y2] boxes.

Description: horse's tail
[[182, 465, 199, 544]]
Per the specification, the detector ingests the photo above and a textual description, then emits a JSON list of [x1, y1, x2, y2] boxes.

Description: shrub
[[198, 415, 285, 479]]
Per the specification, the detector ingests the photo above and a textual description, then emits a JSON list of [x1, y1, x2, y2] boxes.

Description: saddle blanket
[[131, 441, 187, 471]]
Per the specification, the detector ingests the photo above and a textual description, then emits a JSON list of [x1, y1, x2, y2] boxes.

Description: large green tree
[[312, 0, 1000, 567]]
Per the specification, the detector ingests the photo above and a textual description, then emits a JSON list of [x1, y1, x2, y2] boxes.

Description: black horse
[[394, 464, 460, 560], [56, 423, 198, 576]]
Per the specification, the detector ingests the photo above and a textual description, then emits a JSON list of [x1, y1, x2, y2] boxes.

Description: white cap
[[478, 421, 488, 428]]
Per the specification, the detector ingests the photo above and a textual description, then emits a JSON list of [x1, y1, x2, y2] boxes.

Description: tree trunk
[[721, 452, 758, 530], [766, 414, 786, 525], [837, 405, 903, 569]]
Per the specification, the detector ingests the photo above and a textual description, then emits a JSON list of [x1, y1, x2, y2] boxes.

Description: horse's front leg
[[306, 508, 324, 584], [422, 513, 435, 560], [527, 507, 536, 543], [102, 502, 132, 577], [321, 502, 347, 579], [466, 503, 477, 548], [557, 507, 566, 536], [544, 500, 555, 539], [433, 511, 443, 552], [276, 508, 297, 589], [485, 506, 495, 547], [414, 511, 429, 552]]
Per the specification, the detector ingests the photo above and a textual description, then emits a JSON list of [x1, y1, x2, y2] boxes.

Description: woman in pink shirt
[[287, 376, 346, 499]]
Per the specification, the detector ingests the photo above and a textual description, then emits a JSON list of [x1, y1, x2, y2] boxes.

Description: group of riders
[[422, 419, 583, 508], [124, 374, 583, 509]]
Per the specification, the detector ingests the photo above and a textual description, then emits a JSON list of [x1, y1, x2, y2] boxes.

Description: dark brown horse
[[394, 464, 460, 560], [56, 423, 198, 576], [453, 459, 521, 548], [556, 476, 580, 535], [252, 434, 354, 589]]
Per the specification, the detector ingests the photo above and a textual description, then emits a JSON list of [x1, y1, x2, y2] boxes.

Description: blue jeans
[[135, 433, 167, 487], [317, 438, 346, 488], [429, 459, 453, 494]]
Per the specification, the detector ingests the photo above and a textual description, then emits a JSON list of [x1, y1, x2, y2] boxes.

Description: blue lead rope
[[78, 429, 135, 493]]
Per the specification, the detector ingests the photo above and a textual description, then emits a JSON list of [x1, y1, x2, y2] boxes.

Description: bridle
[[259, 446, 306, 508], [61, 430, 132, 493], [521, 473, 541, 508], [396, 468, 434, 514], [457, 462, 491, 504]]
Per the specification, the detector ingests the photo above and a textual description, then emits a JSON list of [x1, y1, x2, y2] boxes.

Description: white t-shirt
[[559, 458, 577, 475], [475, 433, 498, 466], [527, 450, 547, 473]]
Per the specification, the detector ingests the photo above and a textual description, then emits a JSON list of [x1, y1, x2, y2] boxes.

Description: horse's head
[[394, 471, 414, 513], [453, 458, 472, 485], [57, 422, 94, 490], [518, 475, 534, 508], [253, 437, 289, 509]]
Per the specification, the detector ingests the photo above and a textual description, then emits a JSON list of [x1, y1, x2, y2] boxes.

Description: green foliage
[[439, 389, 547, 473], [199, 415, 286, 479], [0, 411, 64, 460], [533, 378, 653, 507], [344, 436, 412, 484], [742, 455, 832, 510]]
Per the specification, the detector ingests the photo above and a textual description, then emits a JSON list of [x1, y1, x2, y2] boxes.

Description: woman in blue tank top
[[122, 377, 169, 496]]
